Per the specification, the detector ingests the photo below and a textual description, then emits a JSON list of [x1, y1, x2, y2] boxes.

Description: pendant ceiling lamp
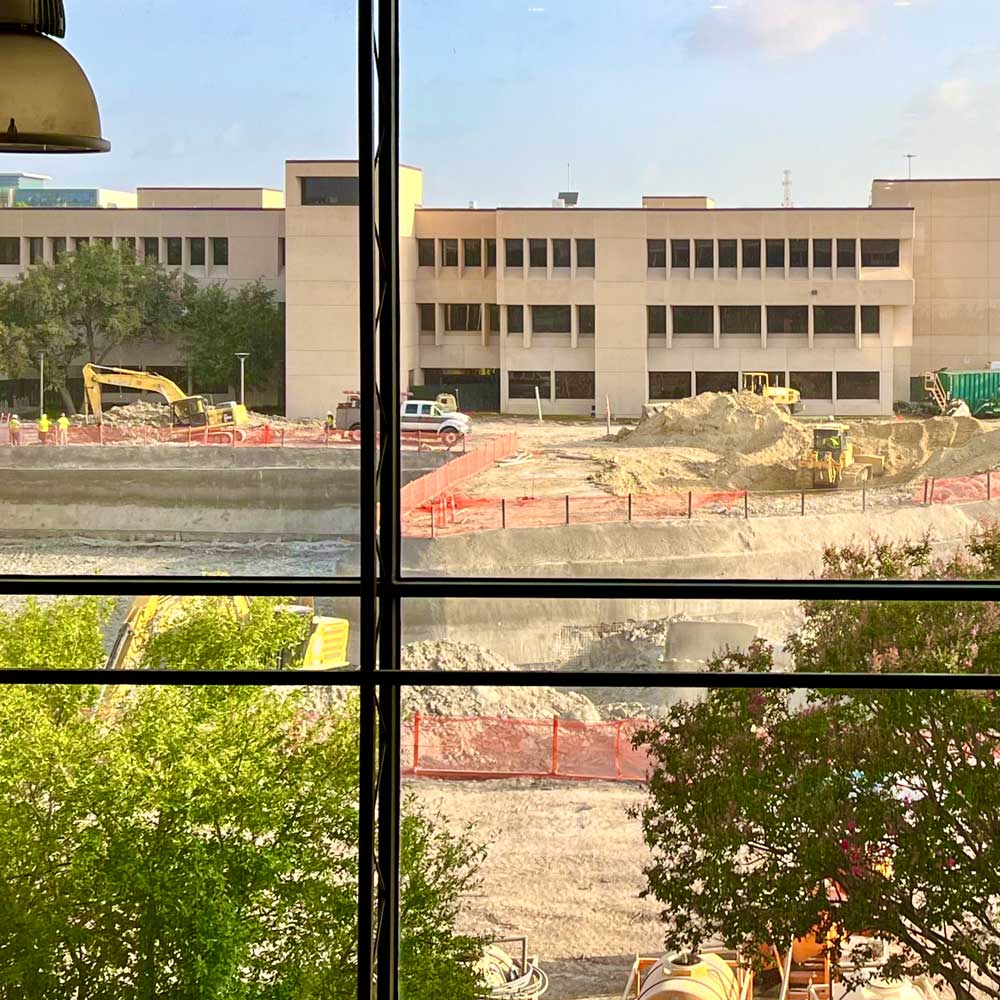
[[0, 0, 109, 153]]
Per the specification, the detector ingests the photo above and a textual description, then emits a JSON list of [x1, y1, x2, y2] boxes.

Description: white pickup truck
[[399, 399, 471, 446]]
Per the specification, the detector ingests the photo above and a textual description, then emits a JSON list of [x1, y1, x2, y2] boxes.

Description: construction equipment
[[82, 363, 249, 430], [795, 423, 884, 489], [742, 373, 802, 414], [476, 938, 548, 999], [106, 596, 351, 671], [923, 370, 989, 417]]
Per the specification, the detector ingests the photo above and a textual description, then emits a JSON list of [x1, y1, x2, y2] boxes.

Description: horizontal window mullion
[[0, 669, 369, 685], [0, 576, 363, 597]]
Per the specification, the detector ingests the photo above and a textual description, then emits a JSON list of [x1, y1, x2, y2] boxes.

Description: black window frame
[[670, 238, 690, 270], [485, 238, 497, 268], [790, 370, 834, 399], [742, 238, 761, 268], [719, 305, 761, 335], [672, 305, 714, 335], [27, 236, 44, 265], [861, 305, 880, 334], [440, 238, 458, 267], [417, 238, 435, 267], [143, 237, 160, 262], [8, 17, 983, 1000], [531, 304, 571, 333], [575, 238, 595, 268], [649, 371, 691, 399], [554, 370, 595, 400], [814, 305, 856, 335], [507, 304, 524, 334], [765, 238, 785, 269], [718, 239, 737, 269], [837, 238, 857, 269], [166, 237, 182, 266], [837, 370, 881, 400], [789, 238, 808, 268], [189, 236, 206, 266], [211, 237, 229, 267], [508, 369, 551, 399], [417, 303, 436, 332], [812, 238, 833, 268], [861, 239, 900, 268], [551, 238, 571, 269], [504, 238, 523, 268], [463, 238, 481, 268], [647, 305, 667, 336], [647, 238, 666, 269], [767, 305, 809, 335], [300, 175, 360, 206], [0, 237, 19, 265], [528, 238, 547, 269], [694, 239, 714, 270], [577, 304, 595, 335]]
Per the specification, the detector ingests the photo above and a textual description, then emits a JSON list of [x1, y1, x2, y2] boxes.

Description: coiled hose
[[478, 943, 549, 999]]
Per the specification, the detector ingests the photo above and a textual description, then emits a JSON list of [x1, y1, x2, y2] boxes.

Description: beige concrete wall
[[137, 187, 284, 209], [96, 189, 137, 208], [871, 179, 1000, 381]]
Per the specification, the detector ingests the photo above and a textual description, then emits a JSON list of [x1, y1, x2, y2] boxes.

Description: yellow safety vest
[[57, 416, 70, 431], [39, 416, 50, 432]]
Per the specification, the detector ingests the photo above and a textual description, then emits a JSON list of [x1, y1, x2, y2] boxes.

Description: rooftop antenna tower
[[905, 153, 917, 179], [782, 169, 794, 208]]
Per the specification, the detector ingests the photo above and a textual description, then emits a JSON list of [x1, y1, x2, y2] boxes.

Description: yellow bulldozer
[[742, 372, 802, 414], [796, 422, 884, 489], [106, 596, 351, 671], [82, 363, 249, 431]]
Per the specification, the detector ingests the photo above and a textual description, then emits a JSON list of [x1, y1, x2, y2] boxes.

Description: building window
[[862, 305, 880, 334], [166, 238, 182, 266], [417, 239, 435, 267], [509, 370, 551, 400], [767, 305, 808, 335], [529, 239, 547, 268], [861, 239, 899, 268], [647, 239, 666, 269], [189, 237, 206, 266], [120, 237, 137, 256], [577, 305, 595, 335], [720, 305, 761, 335], [52, 237, 67, 259], [418, 303, 436, 332], [647, 305, 667, 336], [279, 237, 286, 269], [441, 239, 458, 267], [507, 305, 524, 334], [718, 239, 737, 269], [212, 237, 229, 266], [837, 239, 856, 268], [696, 371, 739, 394], [555, 371, 595, 399], [742, 239, 761, 268], [28, 237, 44, 265], [488, 304, 501, 333], [671, 239, 690, 270], [765, 239, 785, 269], [790, 371, 833, 399], [531, 305, 571, 333], [505, 238, 523, 268], [649, 372, 691, 400], [464, 239, 482, 268], [0, 237, 20, 265], [552, 239, 570, 269], [300, 176, 359, 206], [789, 239, 808, 268], [444, 303, 481, 331], [486, 239, 496, 268], [576, 238, 595, 268], [813, 239, 833, 268], [814, 305, 855, 334], [694, 239, 714, 270], [837, 371, 880, 400], [672, 305, 714, 335]]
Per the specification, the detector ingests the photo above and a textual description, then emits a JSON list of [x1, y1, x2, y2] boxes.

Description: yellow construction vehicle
[[742, 372, 802, 413], [82, 363, 249, 430], [106, 596, 351, 671], [795, 422, 884, 489]]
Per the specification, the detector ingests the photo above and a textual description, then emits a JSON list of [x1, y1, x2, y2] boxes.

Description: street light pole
[[235, 353, 249, 406], [905, 153, 917, 180], [38, 352, 44, 417]]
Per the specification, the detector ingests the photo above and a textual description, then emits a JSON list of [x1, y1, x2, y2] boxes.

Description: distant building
[[0, 172, 136, 209]]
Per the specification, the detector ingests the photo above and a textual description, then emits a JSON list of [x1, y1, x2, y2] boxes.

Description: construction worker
[[324, 410, 336, 439], [8, 414, 21, 446], [38, 411, 50, 444], [56, 412, 70, 446]]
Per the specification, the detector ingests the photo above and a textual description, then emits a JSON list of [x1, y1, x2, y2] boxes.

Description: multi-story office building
[[2, 162, 998, 419]]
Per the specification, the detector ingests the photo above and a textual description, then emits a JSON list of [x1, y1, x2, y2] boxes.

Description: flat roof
[[137, 186, 283, 192], [873, 177, 1000, 183], [415, 206, 914, 213]]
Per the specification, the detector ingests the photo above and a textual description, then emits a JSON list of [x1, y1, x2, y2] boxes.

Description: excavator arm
[[82, 363, 194, 424]]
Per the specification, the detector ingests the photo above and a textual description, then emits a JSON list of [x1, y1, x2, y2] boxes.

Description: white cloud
[[689, 0, 935, 58]]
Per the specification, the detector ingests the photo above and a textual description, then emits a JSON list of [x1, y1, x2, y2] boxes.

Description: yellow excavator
[[796, 422, 885, 489], [742, 372, 802, 413], [106, 596, 351, 671], [82, 363, 249, 429]]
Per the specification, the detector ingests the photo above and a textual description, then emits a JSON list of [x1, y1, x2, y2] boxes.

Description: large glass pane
[[0, 5, 359, 576]]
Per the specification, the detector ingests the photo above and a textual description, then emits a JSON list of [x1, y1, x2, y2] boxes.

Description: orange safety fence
[[914, 471, 997, 506], [404, 488, 747, 537], [401, 713, 654, 782]]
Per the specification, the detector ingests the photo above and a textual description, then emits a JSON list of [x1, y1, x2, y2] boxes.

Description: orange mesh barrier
[[914, 472, 995, 505], [403, 713, 654, 782]]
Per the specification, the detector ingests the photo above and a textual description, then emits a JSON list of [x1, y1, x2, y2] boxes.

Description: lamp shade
[[0, 32, 109, 153]]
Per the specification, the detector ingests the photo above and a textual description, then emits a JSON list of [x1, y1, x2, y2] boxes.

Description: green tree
[[180, 280, 284, 397], [635, 533, 1000, 1000], [0, 596, 111, 670], [0, 243, 188, 413], [0, 597, 486, 1000]]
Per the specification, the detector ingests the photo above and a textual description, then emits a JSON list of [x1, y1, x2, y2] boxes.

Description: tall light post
[[235, 352, 249, 406], [905, 153, 917, 180], [38, 352, 44, 417]]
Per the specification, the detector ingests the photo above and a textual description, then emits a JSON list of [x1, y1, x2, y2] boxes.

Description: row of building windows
[[417, 302, 879, 336], [647, 304, 881, 335], [415, 237, 900, 272], [647, 238, 899, 270], [505, 369, 881, 401], [649, 370, 880, 401], [0, 235, 231, 267], [417, 237, 596, 270], [419, 303, 595, 335]]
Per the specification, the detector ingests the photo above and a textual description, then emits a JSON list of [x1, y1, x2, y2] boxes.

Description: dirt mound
[[71, 400, 175, 427], [402, 639, 519, 673]]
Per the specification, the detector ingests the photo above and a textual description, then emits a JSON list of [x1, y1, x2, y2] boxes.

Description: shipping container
[[937, 370, 1000, 415]]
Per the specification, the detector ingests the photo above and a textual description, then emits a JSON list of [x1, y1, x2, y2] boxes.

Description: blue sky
[[8, 0, 1000, 208]]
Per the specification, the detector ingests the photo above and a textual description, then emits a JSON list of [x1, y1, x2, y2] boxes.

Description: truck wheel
[[440, 429, 460, 448], [349, 425, 361, 443]]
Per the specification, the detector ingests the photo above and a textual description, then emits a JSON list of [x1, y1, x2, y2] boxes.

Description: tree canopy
[[636, 531, 1000, 1000], [0, 597, 486, 1000]]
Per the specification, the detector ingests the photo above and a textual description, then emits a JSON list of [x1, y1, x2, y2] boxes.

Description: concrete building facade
[[5, 163, 1000, 419]]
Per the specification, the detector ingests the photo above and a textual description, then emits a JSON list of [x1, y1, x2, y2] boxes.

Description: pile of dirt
[[402, 639, 519, 673], [71, 400, 175, 427]]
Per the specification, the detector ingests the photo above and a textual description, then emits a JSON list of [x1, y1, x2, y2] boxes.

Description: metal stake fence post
[[430, 503, 435, 540], [412, 712, 421, 772], [862, 485, 867, 513], [688, 491, 693, 519], [565, 495, 570, 525], [929, 477, 936, 505], [281, 428, 285, 448], [923, 479, 929, 505], [501, 497, 506, 529], [551, 716, 560, 776], [627, 493, 632, 522], [989, 471, 992, 500], [744, 491, 749, 519], [801, 491, 805, 516], [614, 723, 622, 779]]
